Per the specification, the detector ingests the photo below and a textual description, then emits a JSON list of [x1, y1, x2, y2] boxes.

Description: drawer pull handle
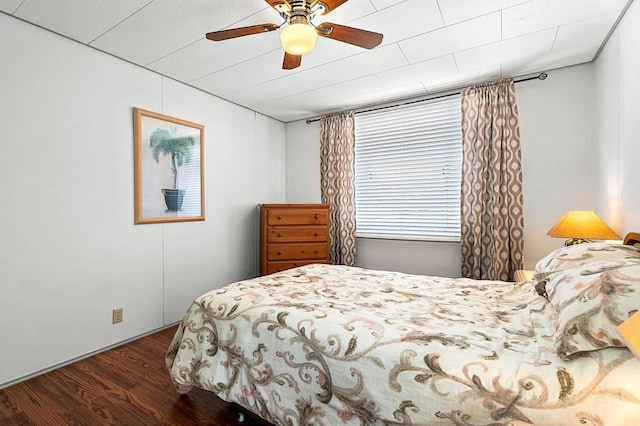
[[277, 251, 282, 255], [314, 250, 319, 254], [301, 250, 305, 254], [277, 215, 282, 220], [314, 232, 319, 236], [314, 213, 319, 219], [277, 233, 282, 237]]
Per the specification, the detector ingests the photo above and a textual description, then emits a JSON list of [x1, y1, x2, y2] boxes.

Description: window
[[354, 96, 462, 241]]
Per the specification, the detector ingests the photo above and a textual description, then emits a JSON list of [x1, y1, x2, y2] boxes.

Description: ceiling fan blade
[[283, 52, 302, 70], [206, 24, 279, 41], [316, 23, 383, 49], [264, 0, 289, 13], [318, 0, 350, 14]]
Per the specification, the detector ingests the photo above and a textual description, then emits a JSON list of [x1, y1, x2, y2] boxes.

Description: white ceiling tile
[[553, 12, 619, 51], [370, 0, 407, 10], [191, 49, 288, 96], [318, 1, 377, 25], [147, 8, 282, 83], [304, 44, 409, 87], [223, 82, 287, 107], [501, 43, 599, 77], [351, 0, 444, 45], [290, 39, 359, 68], [422, 66, 503, 93], [455, 28, 557, 72], [503, 0, 629, 39], [226, 44, 409, 105], [437, 0, 531, 25], [256, 76, 388, 115], [11, 0, 153, 43], [251, 105, 316, 123], [90, 0, 267, 65], [376, 55, 458, 88], [398, 12, 501, 64], [148, 38, 278, 84], [347, 82, 428, 107], [192, 36, 371, 98], [296, 76, 386, 106], [0, 0, 24, 14], [224, 57, 355, 105]]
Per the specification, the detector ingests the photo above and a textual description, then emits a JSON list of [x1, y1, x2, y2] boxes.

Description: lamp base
[[564, 238, 593, 246]]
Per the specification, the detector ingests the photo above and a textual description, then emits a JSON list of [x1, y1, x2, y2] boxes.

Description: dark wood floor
[[0, 326, 271, 425]]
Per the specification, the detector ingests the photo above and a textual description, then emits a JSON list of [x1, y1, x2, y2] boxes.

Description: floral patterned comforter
[[166, 264, 640, 425]]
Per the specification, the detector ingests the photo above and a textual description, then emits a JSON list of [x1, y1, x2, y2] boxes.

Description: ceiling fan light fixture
[[280, 23, 317, 55]]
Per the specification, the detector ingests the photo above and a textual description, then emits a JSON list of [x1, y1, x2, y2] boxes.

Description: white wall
[[518, 64, 594, 267], [0, 14, 286, 387], [592, 0, 640, 234], [285, 119, 322, 202], [285, 65, 594, 273]]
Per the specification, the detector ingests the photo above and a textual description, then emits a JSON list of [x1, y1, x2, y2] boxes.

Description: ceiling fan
[[205, 0, 384, 70]]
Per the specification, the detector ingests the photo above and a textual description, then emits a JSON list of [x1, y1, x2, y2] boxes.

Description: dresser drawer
[[267, 243, 328, 261], [267, 209, 328, 226], [268, 226, 328, 243], [265, 260, 327, 275]]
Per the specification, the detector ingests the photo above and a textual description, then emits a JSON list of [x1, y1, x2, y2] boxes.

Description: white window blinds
[[354, 96, 462, 241]]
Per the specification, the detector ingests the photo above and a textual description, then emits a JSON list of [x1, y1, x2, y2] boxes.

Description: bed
[[166, 235, 640, 425]]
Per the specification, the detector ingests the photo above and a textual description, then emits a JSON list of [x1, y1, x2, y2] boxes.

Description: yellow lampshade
[[547, 210, 620, 244], [280, 23, 317, 55], [618, 311, 640, 359]]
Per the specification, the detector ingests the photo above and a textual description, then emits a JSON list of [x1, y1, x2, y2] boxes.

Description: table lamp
[[618, 311, 640, 359], [547, 210, 620, 246]]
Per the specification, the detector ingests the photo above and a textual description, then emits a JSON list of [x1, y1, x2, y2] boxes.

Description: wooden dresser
[[259, 204, 330, 275]]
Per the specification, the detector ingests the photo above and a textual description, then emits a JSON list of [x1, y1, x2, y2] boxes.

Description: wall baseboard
[[0, 322, 180, 391]]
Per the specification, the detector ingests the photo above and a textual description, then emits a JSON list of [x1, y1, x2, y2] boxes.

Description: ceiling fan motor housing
[[275, 1, 322, 22]]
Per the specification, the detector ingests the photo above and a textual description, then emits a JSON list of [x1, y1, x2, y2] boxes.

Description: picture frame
[[133, 107, 205, 224]]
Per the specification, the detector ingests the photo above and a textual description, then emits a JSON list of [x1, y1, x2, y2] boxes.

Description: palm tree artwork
[[149, 127, 195, 211]]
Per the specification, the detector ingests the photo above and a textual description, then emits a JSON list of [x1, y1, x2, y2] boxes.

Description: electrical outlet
[[112, 308, 123, 324]]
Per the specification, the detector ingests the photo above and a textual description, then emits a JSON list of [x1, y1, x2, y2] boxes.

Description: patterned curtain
[[460, 80, 524, 281], [320, 112, 356, 266]]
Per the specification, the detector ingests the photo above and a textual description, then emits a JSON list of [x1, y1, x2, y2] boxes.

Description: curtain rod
[[305, 72, 548, 124]]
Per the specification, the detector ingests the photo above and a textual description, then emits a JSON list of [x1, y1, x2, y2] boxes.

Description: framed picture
[[133, 107, 205, 224]]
